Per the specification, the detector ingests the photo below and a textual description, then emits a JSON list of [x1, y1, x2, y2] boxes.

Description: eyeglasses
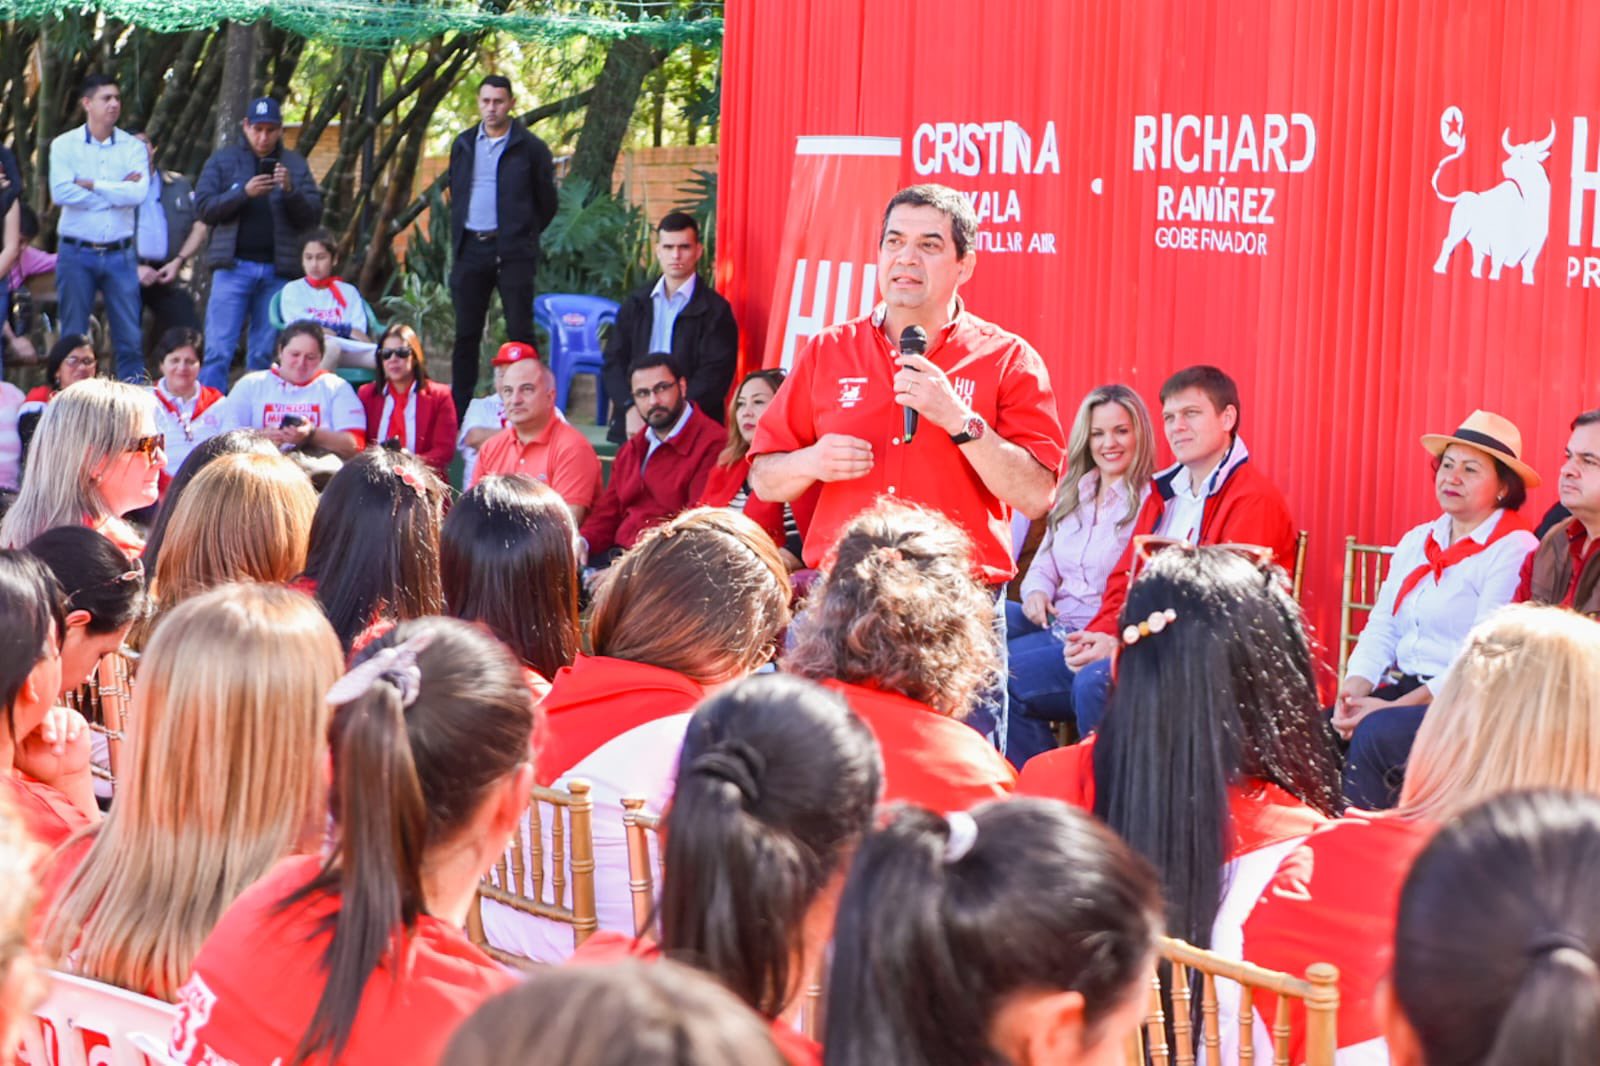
[[63, 355, 97, 369], [631, 381, 680, 403], [129, 433, 165, 461], [1129, 535, 1276, 579], [378, 347, 413, 362]]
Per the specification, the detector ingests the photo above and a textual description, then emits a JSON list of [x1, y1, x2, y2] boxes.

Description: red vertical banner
[[760, 136, 903, 369]]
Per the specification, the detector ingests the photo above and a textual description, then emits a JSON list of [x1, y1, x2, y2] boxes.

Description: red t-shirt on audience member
[[571, 932, 822, 1066], [1240, 812, 1435, 1061], [169, 854, 514, 1066], [2, 771, 93, 852], [820, 679, 1014, 811]]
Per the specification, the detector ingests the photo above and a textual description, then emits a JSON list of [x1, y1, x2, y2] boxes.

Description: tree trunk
[[567, 36, 668, 194], [213, 20, 255, 151]]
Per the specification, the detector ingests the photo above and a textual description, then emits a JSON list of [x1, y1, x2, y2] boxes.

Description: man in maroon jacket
[[580, 352, 722, 564], [1066, 364, 1297, 735]]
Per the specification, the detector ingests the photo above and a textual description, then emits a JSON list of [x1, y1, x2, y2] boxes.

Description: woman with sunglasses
[[222, 321, 365, 463], [276, 229, 376, 371], [1335, 410, 1539, 809], [149, 327, 229, 479], [1017, 547, 1340, 971], [357, 324, 458, 478], [1, 378, 164, 556], [697, 368, 813, 570]]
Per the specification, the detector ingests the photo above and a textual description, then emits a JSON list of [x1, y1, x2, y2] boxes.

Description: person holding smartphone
[[194, 97, 323, 391]]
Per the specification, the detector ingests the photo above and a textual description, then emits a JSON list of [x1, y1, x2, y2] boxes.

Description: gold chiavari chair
[[467, 779, 598, 968], [63, 647, 139, 788], [620, 794, 663, 939], [1291, 530, 1309, 603], [1126, 937, 1339, 1066], [1338, 536, 1395, 677]]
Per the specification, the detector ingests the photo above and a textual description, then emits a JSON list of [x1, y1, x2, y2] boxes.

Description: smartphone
[[257, 157, 277, 177], [279, 414, 305, 428]]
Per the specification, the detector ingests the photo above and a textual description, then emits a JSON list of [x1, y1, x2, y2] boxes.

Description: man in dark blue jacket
[[193, 97, 323, 390], [446, 75, 560, 417]]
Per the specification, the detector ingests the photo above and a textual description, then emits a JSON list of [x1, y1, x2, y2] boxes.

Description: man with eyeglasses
[[579, 352, 722, 565], [468, 342, 601, 524]]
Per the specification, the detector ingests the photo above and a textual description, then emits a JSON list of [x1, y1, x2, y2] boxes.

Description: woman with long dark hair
[[697, 367, 812, 568], [824, 800, 1162, 1066], [1018, 546, 1341, 954], [574, 675, 882, 1065], [483, 507, 791, 963], [297, 446, 446, 654], [172, 618, 534, 1065], [1386, 789, 1600, 1066], [441, 475, 579, 693]]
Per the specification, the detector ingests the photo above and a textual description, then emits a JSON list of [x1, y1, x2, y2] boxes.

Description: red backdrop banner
[[718, 0, 1600, 651]]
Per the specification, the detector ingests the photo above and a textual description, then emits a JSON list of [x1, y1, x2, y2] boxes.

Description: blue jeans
[[1072, 657, 1114, 737], [203, 260, 284, 390], [964, 587, 1010, 762], [1004, 602, 1075, 767], [57, 241, 145, 382]]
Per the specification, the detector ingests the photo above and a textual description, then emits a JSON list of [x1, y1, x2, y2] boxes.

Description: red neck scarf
[[304, 274, 348, 308], [1393, 511, 1531, 610], [385, 382, 412, 445]]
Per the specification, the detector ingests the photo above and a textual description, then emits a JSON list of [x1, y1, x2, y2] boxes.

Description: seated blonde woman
[[149, 451, 317, 615], [42, 583, 342, 1000]]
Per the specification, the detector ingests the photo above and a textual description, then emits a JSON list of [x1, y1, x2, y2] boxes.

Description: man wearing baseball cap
[[468, 342, 603, 524], [193, 96, 324, 390]]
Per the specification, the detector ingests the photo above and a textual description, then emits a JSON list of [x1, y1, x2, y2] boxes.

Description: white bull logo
[[1431, 113, 1555, 285]]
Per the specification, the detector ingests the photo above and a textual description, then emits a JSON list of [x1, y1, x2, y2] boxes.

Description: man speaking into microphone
[[750, 183, 1065, 754]]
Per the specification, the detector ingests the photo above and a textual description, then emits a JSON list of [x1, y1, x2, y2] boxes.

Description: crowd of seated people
[[6, 88, 1600, 1064]]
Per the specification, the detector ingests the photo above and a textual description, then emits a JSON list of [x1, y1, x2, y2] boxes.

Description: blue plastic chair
[[534, 293, 618, 423]]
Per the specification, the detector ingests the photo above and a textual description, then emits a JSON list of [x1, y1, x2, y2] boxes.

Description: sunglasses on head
[[129, 434, 165, 461], [378, 347, 413, 361], [1129, 534, 1276, 579]]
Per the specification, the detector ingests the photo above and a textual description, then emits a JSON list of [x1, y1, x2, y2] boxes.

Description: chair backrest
[[533, 294, 619, 360], [1126, 937, 1339, 1066], [467, 778, 598, 967], [620, 795, 663, 939], [1290, 530, 1309, 603], [63, 647, 138, 791], [1339, 536, 1396, 677], [19, 969, 179, 1066]]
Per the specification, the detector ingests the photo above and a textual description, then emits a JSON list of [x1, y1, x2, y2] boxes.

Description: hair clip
[[395, 464, 426, 497], [1122, 608, 1177, 647], [326, 632, 434, 708], [943, 811, 978, 864]]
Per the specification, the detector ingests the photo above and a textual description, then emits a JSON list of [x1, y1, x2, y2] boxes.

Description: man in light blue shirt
[[49, 73, 148, 382]]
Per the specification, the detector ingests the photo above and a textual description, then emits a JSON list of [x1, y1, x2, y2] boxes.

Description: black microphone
[[899, 325, 928, 443]]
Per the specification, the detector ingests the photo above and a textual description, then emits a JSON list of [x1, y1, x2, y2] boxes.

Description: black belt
[[63, 235, 132, 253], [467, 229, 498, 241]]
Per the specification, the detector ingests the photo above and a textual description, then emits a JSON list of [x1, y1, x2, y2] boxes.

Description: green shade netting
[[0, 0, 722, 46]]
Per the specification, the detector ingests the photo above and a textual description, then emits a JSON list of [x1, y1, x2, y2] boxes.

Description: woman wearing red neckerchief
[[1336, 409, 1541, 809], [275, 229, 375, 370], [356, 324, 458, 477], [148, 328, 227, 479]]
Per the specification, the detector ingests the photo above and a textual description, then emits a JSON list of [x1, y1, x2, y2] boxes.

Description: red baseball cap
[[492, 341, 541, 366]]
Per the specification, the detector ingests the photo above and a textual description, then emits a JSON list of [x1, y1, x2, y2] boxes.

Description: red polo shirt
[[469, 414, 603, 510], [748, 304, 1065, 584], [821, 679, 1014, 811]]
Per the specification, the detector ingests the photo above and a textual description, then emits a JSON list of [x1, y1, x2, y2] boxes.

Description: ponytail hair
[[1393, 789, 1600, 1066], [284, 616, 533, 1065], [659, 675, 881, 1019], [824, 799, 1162, 1066]]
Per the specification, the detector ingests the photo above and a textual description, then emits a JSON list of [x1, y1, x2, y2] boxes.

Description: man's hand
[[274, 163, 292, 192], [1332, 695, 1389, 741], [1022, 590, 1055, 629], [244, 173, 276, 198], [807, 433, 874, 482], [122, 171, 143, 183], [74, 178, 96, 192], [894, 352, 970, 436], [156, 258, 182, 285], [1064, 630, 1118, 670], [137, 264, 160, 287]]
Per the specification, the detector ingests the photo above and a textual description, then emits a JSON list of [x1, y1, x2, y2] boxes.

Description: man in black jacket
[[193, 96, 323, 390], [601, 211, 738, 442], [446, 75, 560, 417]]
